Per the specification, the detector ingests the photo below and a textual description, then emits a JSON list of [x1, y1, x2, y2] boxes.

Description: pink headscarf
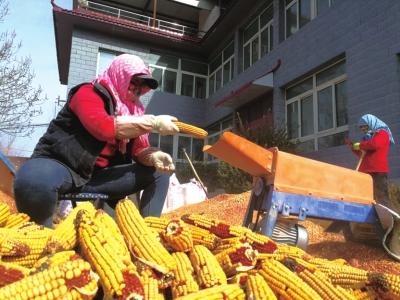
[[92, 54, 152, 153]]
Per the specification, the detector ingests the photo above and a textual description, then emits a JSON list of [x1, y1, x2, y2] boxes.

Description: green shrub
[[388, 181, 400, 213], [174, 162, 220, 192], [218, 113, 298, 194]]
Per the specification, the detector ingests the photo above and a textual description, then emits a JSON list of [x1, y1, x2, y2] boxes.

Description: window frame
[[208, 41, 235, 96], [285, 60, 347, 153], [243, 4, 273, 70], [285, 0, 336, 39]]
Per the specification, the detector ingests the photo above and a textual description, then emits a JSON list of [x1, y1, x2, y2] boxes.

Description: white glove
[[153, 115, 179, 136], [151, 151, 175, 173]]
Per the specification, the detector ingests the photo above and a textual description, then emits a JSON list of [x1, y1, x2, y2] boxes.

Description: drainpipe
[[152, 0, 157, 27]]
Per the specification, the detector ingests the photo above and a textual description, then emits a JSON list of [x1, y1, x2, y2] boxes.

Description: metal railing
[[82, 1, 205, 38]]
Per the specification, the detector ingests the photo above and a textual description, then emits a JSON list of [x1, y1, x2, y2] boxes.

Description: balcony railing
[[81, 1, 206, 38]]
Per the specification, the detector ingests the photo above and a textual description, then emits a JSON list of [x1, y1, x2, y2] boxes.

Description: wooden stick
[[355, 150, 366, 171], [181, 148, 209, 199]]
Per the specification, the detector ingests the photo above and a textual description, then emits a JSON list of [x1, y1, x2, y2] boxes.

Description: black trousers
[[368, 172, 393, 209]]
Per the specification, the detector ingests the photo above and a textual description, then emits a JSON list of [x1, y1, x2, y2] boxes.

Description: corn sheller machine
[[204, 132, 400, 260]]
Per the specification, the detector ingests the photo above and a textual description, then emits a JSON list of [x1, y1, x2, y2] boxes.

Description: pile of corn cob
[[0, 199, 399, 300]]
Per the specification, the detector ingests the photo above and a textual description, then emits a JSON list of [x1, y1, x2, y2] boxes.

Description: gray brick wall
[[67, 0, 400, 182]]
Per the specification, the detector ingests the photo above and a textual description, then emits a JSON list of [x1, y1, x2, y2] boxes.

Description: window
[[285, 60, 347, 153], [204, 118, 233, 162], [209, 42, 234, 96], [149, 54, 208, 99], [243, 3, 273, 70], [149, 131, 206, 168], [97, 51, 117, 75], [285, 0, 336, 39]]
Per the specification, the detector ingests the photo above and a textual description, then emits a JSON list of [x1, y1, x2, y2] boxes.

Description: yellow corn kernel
[[258, 259, 322, 300], [116, 198, 177, 274], [46, 201, 96, 254], [173, 283, 245, 299], [312, 261, 368, 288], [1, 227, 53, 268], [279, 256, 355, 300], [33, 250, 77, 272], [246, 273, 277, 300], [3, 213, 30, 229], [189, 245, 227, 289], [0, 203, 11, 227], [236, 228, 278, 254], [172, 121, 208, 139], [164, 220, 193, 252], [0, 258, 98, 299], [78, 209, 143, 298], [276, 244, 310, 260], [186, 223, 221, 250], [181, 214, 234, 239], [0, 233, 30, 257], [94, 209, 129, 254], [211, 237, 244, 255], [171, 251, 199, 298], [144, 216, 170, 231], [141, 269, 166, 300]]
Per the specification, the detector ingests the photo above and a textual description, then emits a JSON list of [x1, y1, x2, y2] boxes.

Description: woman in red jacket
[[14, 54, 180, 228], [350, 114, 395, 209]]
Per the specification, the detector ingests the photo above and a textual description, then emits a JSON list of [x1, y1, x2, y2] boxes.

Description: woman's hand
[[151, 151, 175, 173], [153, 115, 179, 136]]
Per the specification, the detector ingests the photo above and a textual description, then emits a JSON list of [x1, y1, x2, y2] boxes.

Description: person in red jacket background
[[349, 114, 395, 209]]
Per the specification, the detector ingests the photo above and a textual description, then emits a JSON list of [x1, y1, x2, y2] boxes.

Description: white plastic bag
[[182, 178, 207, 205], [162, 173, 184, 213], [58, 200, 73, 218]]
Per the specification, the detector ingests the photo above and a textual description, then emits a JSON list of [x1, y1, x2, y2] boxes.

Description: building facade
[[52, 0, 400, 182]]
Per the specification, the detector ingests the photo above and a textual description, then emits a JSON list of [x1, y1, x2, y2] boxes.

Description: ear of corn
[[135, 259, 175, 290], [141, 267, 168, 299], [276, 244, 310, 260], [78, 209, 143, 298], [0, 203, 10, 227], [94, 209, 129, 253], [0, 261, 33, 287], [233, 227, 278, 254], [0, 257, 99, 299], [0, 233, 30, 257], [211, 237, 244, 255], [279, 257, 355, 300], [33, 250, 78, 272], [116, 198, 177, 274], [186, 223, 221, 250], [246, 273, 277, 300], [171, 251, 199, 298], [189, 245, 227, 289], [182, 214, 235, 239], [145, 216, 170, 231], [172, 121, 208, 139], [3, 213, 30, 229], [1, 226, 53, 268], [164, 220, 193, 252], [308, 258, 369, 288], [214, 243, 258, 277], [173, 283, 245, 300], [368, 272, 400, 299], [46, 201, 96, 254], [258, 259, 323, 300]]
